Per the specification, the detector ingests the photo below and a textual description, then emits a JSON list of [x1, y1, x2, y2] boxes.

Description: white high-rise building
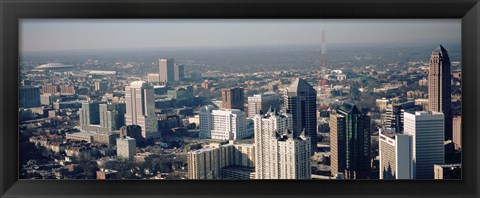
[[404, 111, 444, 179], [199, 105, 215, 139], [199, 106, 250, 141], [247, 93, 280, 118], [125, 81, 158, 139], [270, 132, 311, 179], [254, 110, 291, 179], [379, 133, 413, 179], [254, 110, 311, 179]]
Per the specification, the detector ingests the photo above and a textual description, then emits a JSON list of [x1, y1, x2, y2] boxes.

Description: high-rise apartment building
[[198, 106, 250, 140], [116, 136, 136, 160], [221, 87, 245, 111], [379, 133, 413, 179], [125, 81, 159, 139], [270, 131, 311, 179], [254, 110, 292, 179], [284, 78, 317, 153], [247, 93, 280, 118], [159, 58, 175, 82], [330, 102, 371, 179], [19, 86, 41, 108], [428, 45, 452, 141], [404, 111, 445, 179]]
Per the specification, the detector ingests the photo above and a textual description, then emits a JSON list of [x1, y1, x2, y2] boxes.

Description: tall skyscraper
[[330, 102, 371, 179], [221, 87, 245, 111], [247, 93, 280, 118], [428, 45, 452, 141], [270, 130, 311, 179], [198, 106, 250, 141], [285, 78, 317, 153], [125, 81, 159, 139], [379, 133, 413, 179], [254, 109, 292, 179], [404, 111, 444, 179], [19, 86, 41, 108], [159, 58, 175, 82], [174, 64, 185, 81]]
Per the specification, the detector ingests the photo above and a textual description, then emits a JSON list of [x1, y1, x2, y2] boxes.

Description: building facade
[[247, 93, 280, 118], [221, 87, 245, 111], [199, 106, 250, 141], [159, 58, 175, 82], [254, 110, 292, 179], [19, 86, 41, 108], [427, 45, 452, 141], [187, 142, 255, 179], [404, 111, 445, 179], [330, 102, 371, 179], [116, 136, 136, 160], [125, 81, 159, 139], [452, 116, 461, 150], [284, 78, 317, 153], [379, 133, 413, 179]]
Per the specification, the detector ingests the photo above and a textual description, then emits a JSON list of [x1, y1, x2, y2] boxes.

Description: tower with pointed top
[[285, 78, 317, 153], [428, 45, 452, 141]]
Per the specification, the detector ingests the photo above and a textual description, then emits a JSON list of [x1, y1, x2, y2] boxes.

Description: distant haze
[[20, 19, 461, 53]]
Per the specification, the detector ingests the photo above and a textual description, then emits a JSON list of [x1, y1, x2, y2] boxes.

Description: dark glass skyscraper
[[285, 78, 317, 153], [428, 45, 452, 141], [331, 102, 371, 179]]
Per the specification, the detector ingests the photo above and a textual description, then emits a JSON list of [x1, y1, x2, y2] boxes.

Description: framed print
[[1, 0, 479, 197]]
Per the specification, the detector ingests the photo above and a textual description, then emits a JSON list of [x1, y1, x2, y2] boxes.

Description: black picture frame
[[1, 0, 479, 197]]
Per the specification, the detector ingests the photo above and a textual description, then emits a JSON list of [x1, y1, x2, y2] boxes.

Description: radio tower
[[320, 29, 327, 76]]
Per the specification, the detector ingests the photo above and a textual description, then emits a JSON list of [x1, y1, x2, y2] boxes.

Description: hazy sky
[[20, 19, 460, 52]]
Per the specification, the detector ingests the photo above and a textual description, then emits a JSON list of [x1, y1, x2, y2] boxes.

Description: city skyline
[[20, 19, 460, 52], [18, 21, 462, 180]]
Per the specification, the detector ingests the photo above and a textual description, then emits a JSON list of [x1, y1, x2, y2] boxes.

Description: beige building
[[329, 112, 345, 177], [452, 116, 461, 150], [159, 58, 174, 82], [187, 142, 255, 179], [125, 81, 158, 139]]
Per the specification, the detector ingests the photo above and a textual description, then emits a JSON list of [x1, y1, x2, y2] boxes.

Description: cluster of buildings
[[20, 45, 462, 180]]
